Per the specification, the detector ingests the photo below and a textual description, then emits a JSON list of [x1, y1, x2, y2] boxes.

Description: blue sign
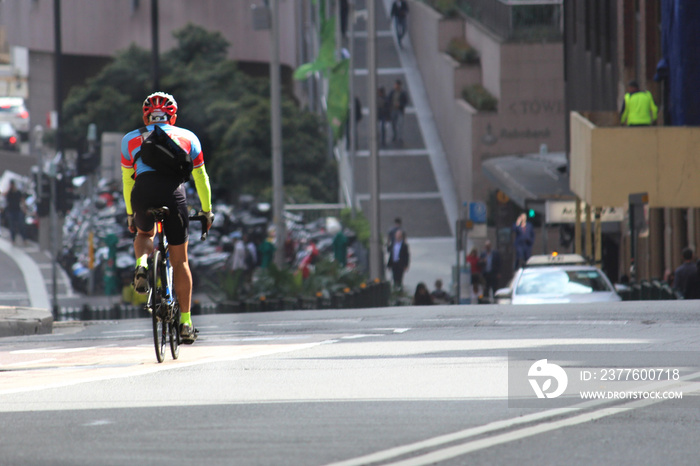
[[469, 201, 487, 223]]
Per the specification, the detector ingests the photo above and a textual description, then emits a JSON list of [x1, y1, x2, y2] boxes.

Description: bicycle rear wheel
[[169, 302, 180, 360], [151, 250, 166, 363]]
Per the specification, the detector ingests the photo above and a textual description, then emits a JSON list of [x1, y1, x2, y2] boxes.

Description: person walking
[[620, 80, 658, 126], [3, 180, 26, 245], [512, 213, 535, 270], [674, 247, 700, 299], [430, 279, 453, 304], [413, 282, 433, 305], [121, 91, 214, 343], [479, 240, 502, 299], [390, 0, 410, 48], [387, 229, 410, 291], [387, 80, 408, 144]]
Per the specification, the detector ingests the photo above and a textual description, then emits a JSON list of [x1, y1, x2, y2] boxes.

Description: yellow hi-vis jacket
[[620, 90, 658, 126]]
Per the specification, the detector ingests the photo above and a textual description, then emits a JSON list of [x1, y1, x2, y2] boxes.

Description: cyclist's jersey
[[121, 122, 212, 216], [121, 123, 204, 175]]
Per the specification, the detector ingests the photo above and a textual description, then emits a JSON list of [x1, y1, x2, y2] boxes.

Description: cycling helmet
[[142, 92, 178, 125]]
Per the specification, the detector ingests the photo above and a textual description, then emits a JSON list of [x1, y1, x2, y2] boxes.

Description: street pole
[[270, 0, 286, 267], [348, 0, 357, 217], [87, 123, 97, 295], [52, 0, 62, 318], [367, 0, 382, 280], [151, 0, 160, 90]]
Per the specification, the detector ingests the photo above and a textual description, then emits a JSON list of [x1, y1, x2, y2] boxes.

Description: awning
[[481, 152, 574, 211]]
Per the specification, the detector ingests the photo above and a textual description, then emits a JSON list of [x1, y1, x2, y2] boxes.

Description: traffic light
[[528, 208, 536, 218], [56, 175, 75, 213], [77, 151, 100, 175], [33, 172, 51, 217]]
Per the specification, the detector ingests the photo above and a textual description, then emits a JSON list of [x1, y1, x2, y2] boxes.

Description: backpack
[[134, 125, 193, 183]]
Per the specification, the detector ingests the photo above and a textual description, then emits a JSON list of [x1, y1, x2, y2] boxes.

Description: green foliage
[[249, 259, 367, 300], [446, 37, 480, 65], [462, 84, 498, 112], [61, 24, 337, 204], [339, 208, 370, 248]]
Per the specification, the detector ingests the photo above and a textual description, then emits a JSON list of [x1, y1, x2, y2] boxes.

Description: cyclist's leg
[[169, 243, 192, 316]]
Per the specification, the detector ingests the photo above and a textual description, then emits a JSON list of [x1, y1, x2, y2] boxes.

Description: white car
[[0, 97, 29, 137], [495, 256, 621, 304]]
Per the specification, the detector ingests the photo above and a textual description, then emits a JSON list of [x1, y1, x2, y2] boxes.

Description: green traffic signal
[[528, 208, 536, 218]]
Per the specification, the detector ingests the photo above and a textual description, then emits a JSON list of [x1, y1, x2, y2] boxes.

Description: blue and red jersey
[[121, 123, 205, 177]]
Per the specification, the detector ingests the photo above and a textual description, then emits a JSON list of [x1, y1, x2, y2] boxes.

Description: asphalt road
[[2, 302, 700, 465]]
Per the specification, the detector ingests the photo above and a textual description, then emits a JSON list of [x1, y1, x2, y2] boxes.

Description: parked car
[[495, 254, 621, 304], [0, 121, 20, 151], [0, 96, 29, 138]]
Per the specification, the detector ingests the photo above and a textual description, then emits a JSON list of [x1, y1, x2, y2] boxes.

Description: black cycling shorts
[[131, 172, 189, 246]]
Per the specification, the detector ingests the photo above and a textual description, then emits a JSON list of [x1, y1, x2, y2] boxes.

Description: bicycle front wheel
[[151, 250, 166, 363]]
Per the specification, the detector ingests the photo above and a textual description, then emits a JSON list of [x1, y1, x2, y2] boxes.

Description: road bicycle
[[145, 207, 211, 363]]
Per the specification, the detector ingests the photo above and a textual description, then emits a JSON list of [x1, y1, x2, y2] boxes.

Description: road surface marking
[[327, 373, 700, 466]]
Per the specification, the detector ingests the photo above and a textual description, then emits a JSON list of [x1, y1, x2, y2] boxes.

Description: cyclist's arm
[[192, 165, 212, 212], [122, 166, 135, 215]]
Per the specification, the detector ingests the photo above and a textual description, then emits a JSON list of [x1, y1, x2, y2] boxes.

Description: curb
[[0, 306, 53, 338]]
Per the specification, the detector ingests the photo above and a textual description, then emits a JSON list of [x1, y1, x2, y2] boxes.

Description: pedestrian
[[479, 240, 502, 299], [387, 229, 410, 291], [620, 80, 658, 126], [377, 87, 391, 146], [430, 279, 453, 304], [258, 232, 276, 269], [230, 231, 247, 289], [674, 247, 700, 299], [3, 180, 26, 245], [332, 226, 348, 268], [466, 247, 485, 298], [387, 216, 403, 250], [413, 282, 433, 305], [244, 233, 258, 283], [390, 0, 410, 48], [387, 79, 409, 144], [512, 213, 535, 269]]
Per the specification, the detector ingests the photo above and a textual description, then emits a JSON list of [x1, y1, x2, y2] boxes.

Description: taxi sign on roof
[[525, 253, 588, 267]]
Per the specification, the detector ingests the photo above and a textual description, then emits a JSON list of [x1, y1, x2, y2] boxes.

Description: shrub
[[446, 37, 480, 65], [462, 84, 498, 112]]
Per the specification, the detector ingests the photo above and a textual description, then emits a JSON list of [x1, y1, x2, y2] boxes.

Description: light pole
[[367, 0, 382, 280], [270, 0, 286, 267]]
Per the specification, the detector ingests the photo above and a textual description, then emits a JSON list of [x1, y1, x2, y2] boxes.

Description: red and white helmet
[[142, 92, 178, 124]]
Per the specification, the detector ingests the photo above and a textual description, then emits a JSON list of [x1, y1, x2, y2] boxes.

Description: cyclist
[[120, 92, 213, 342]]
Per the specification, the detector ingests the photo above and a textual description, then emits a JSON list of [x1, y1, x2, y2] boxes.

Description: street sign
[[545, 200, 624, 224], [469, 201, 487, 223]]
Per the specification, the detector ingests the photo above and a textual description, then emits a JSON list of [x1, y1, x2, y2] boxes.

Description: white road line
[[328, 372, 700, 466], [388, 400, 660, 465], [356, 192, 442, 201]]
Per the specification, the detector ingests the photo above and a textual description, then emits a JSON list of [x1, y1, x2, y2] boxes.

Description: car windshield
[[515, 268, 612, 295]]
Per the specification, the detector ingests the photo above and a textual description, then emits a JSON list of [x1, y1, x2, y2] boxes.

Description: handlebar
[[189, 213, 214, 241]]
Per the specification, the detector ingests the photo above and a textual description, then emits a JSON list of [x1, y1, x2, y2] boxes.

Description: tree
[[61, 24, 337, 204]]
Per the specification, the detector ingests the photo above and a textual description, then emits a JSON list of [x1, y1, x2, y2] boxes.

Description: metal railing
[[456, 0, 563, 42]]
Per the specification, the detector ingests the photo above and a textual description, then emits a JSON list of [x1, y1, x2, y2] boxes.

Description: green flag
[[327, 58, 349, 141], [293, 17, 336, 80]]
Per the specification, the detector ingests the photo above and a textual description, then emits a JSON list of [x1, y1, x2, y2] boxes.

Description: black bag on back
[[134, 125, 193, 183]]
